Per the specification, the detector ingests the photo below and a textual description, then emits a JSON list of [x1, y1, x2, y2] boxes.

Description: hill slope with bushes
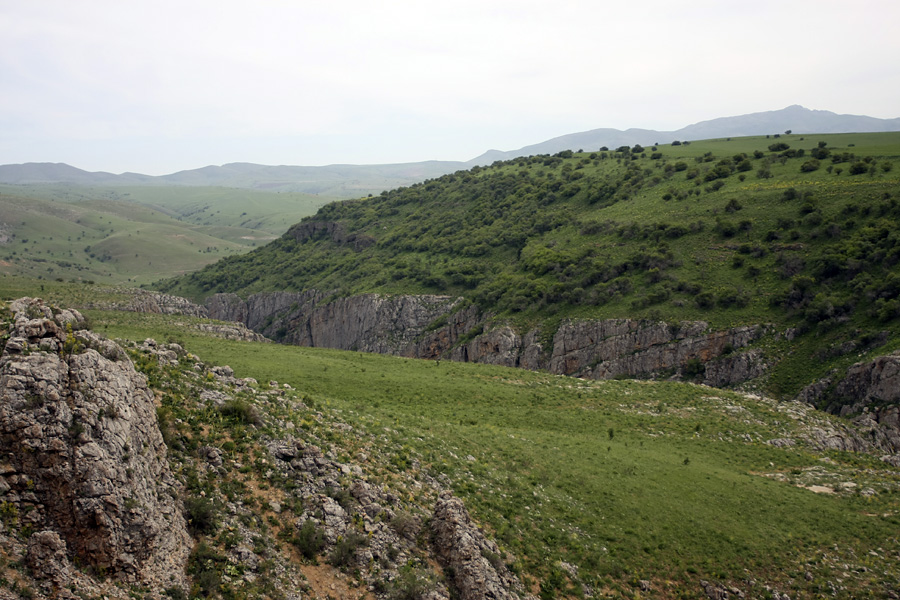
[[159, 133, 900, 398]]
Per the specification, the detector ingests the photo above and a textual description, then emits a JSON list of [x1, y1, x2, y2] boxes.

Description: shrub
[[725, 198, 742, 213], [388, 565, 437, 600], [188, 542, 225, 597], [329, 531, 368, 567], [683, 358, 705, 380], [849, 161, 869, 175], [800, 159, 820, 172], [219, 399, 262, 426], [695, 292, 715, 309], [184, 495, 219, 534], [768, 142, 790, 152], [294, 519, 325, 560]]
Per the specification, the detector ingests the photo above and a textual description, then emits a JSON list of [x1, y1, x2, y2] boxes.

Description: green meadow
[[0, 184, 333, 284]]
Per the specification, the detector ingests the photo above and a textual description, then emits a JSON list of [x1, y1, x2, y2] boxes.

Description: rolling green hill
[[160, 132, 900, 398], [0, 183, 333, 284]]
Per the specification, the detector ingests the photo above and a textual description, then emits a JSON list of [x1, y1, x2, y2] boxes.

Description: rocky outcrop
[[410, 304, 484, 360], [0, 298, 190, 587], [795, 352, 900, 453], [450, 326, 545, 370], [206, 291, 771, 387], [125, 289, 209, 317], [547, 319, 767, 385], [431, 492, 528, 600], [208, 291, 463, 352], [286, 220, 376, 250], [84, 288, 209, 317], [831, 351, 900, 413], [194, 322, 271, 342], [207, 290, 325, 332]]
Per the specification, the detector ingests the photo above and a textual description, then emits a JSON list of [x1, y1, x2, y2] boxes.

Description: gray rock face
[[194, 322, 270, 343], [26, 530, 70, 587], [832, 351, 900, 412], [84, 288, 209, 318], [206, 291, 770, 387], [208, 291, 462, 353], [431, 492, 528, 600], [0, 298, 190, 587], [125, 289, 209, 317], [548, 319, 767, 384], [208, 290, 325, 332], [795, 352, 900, 453]]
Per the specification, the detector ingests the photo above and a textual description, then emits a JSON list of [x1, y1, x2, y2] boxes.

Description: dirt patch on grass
[[299, 563, 375, 600]]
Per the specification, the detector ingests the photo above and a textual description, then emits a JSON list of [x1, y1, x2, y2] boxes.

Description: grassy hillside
[[0, 184, 333, 284], [160, 133, 900, 397], [75, 305, 900, 599]]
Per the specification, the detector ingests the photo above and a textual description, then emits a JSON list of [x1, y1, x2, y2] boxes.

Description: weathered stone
[[205, 290, 771, 387], [798, 352, 900, 452], [0, 298, 191, 588], [431, 492, 526, 600], [832, 351, 900, 412], [123, 289, 209, 317], [26, 530, 70, 586]]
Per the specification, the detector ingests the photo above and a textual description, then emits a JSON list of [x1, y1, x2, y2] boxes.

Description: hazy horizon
[[2, 1, 899, 175]]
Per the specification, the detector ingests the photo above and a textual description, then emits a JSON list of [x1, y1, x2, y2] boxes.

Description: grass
[[83, 306, 900, 598], [0, 183, 333, 284]]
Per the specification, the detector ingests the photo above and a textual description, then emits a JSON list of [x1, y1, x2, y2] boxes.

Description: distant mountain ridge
[[0, 160, 464, 197], [470, 105, 900, 163], [2, 105, 898, 195]]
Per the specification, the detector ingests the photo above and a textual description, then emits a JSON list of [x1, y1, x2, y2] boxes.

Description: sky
[[1, 0, 899, 175]]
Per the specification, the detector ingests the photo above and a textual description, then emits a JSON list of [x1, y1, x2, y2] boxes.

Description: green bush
[[388, 565, 437, 600], [329, 531, 368, 567], [293, 519, 325, 560], [184, 495, 219, 535], [683, 358, 706, 380], [849, 161, 869, 175], [219, 399, 262, 426], [800, 159, 820, 172]]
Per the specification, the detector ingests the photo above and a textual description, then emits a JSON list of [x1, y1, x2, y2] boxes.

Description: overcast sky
[[1, 0, 898, 175]]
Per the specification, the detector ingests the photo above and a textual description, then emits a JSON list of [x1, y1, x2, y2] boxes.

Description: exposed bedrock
[[0, 297, 191, 588], [206, 291, 769, 387]]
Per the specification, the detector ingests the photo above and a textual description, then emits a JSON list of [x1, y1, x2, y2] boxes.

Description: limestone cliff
[[206, 291, 770, 387], [0, 298, 191, 591]]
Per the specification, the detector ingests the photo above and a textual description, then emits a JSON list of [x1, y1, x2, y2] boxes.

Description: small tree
[[849, 161, 868, 175]]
